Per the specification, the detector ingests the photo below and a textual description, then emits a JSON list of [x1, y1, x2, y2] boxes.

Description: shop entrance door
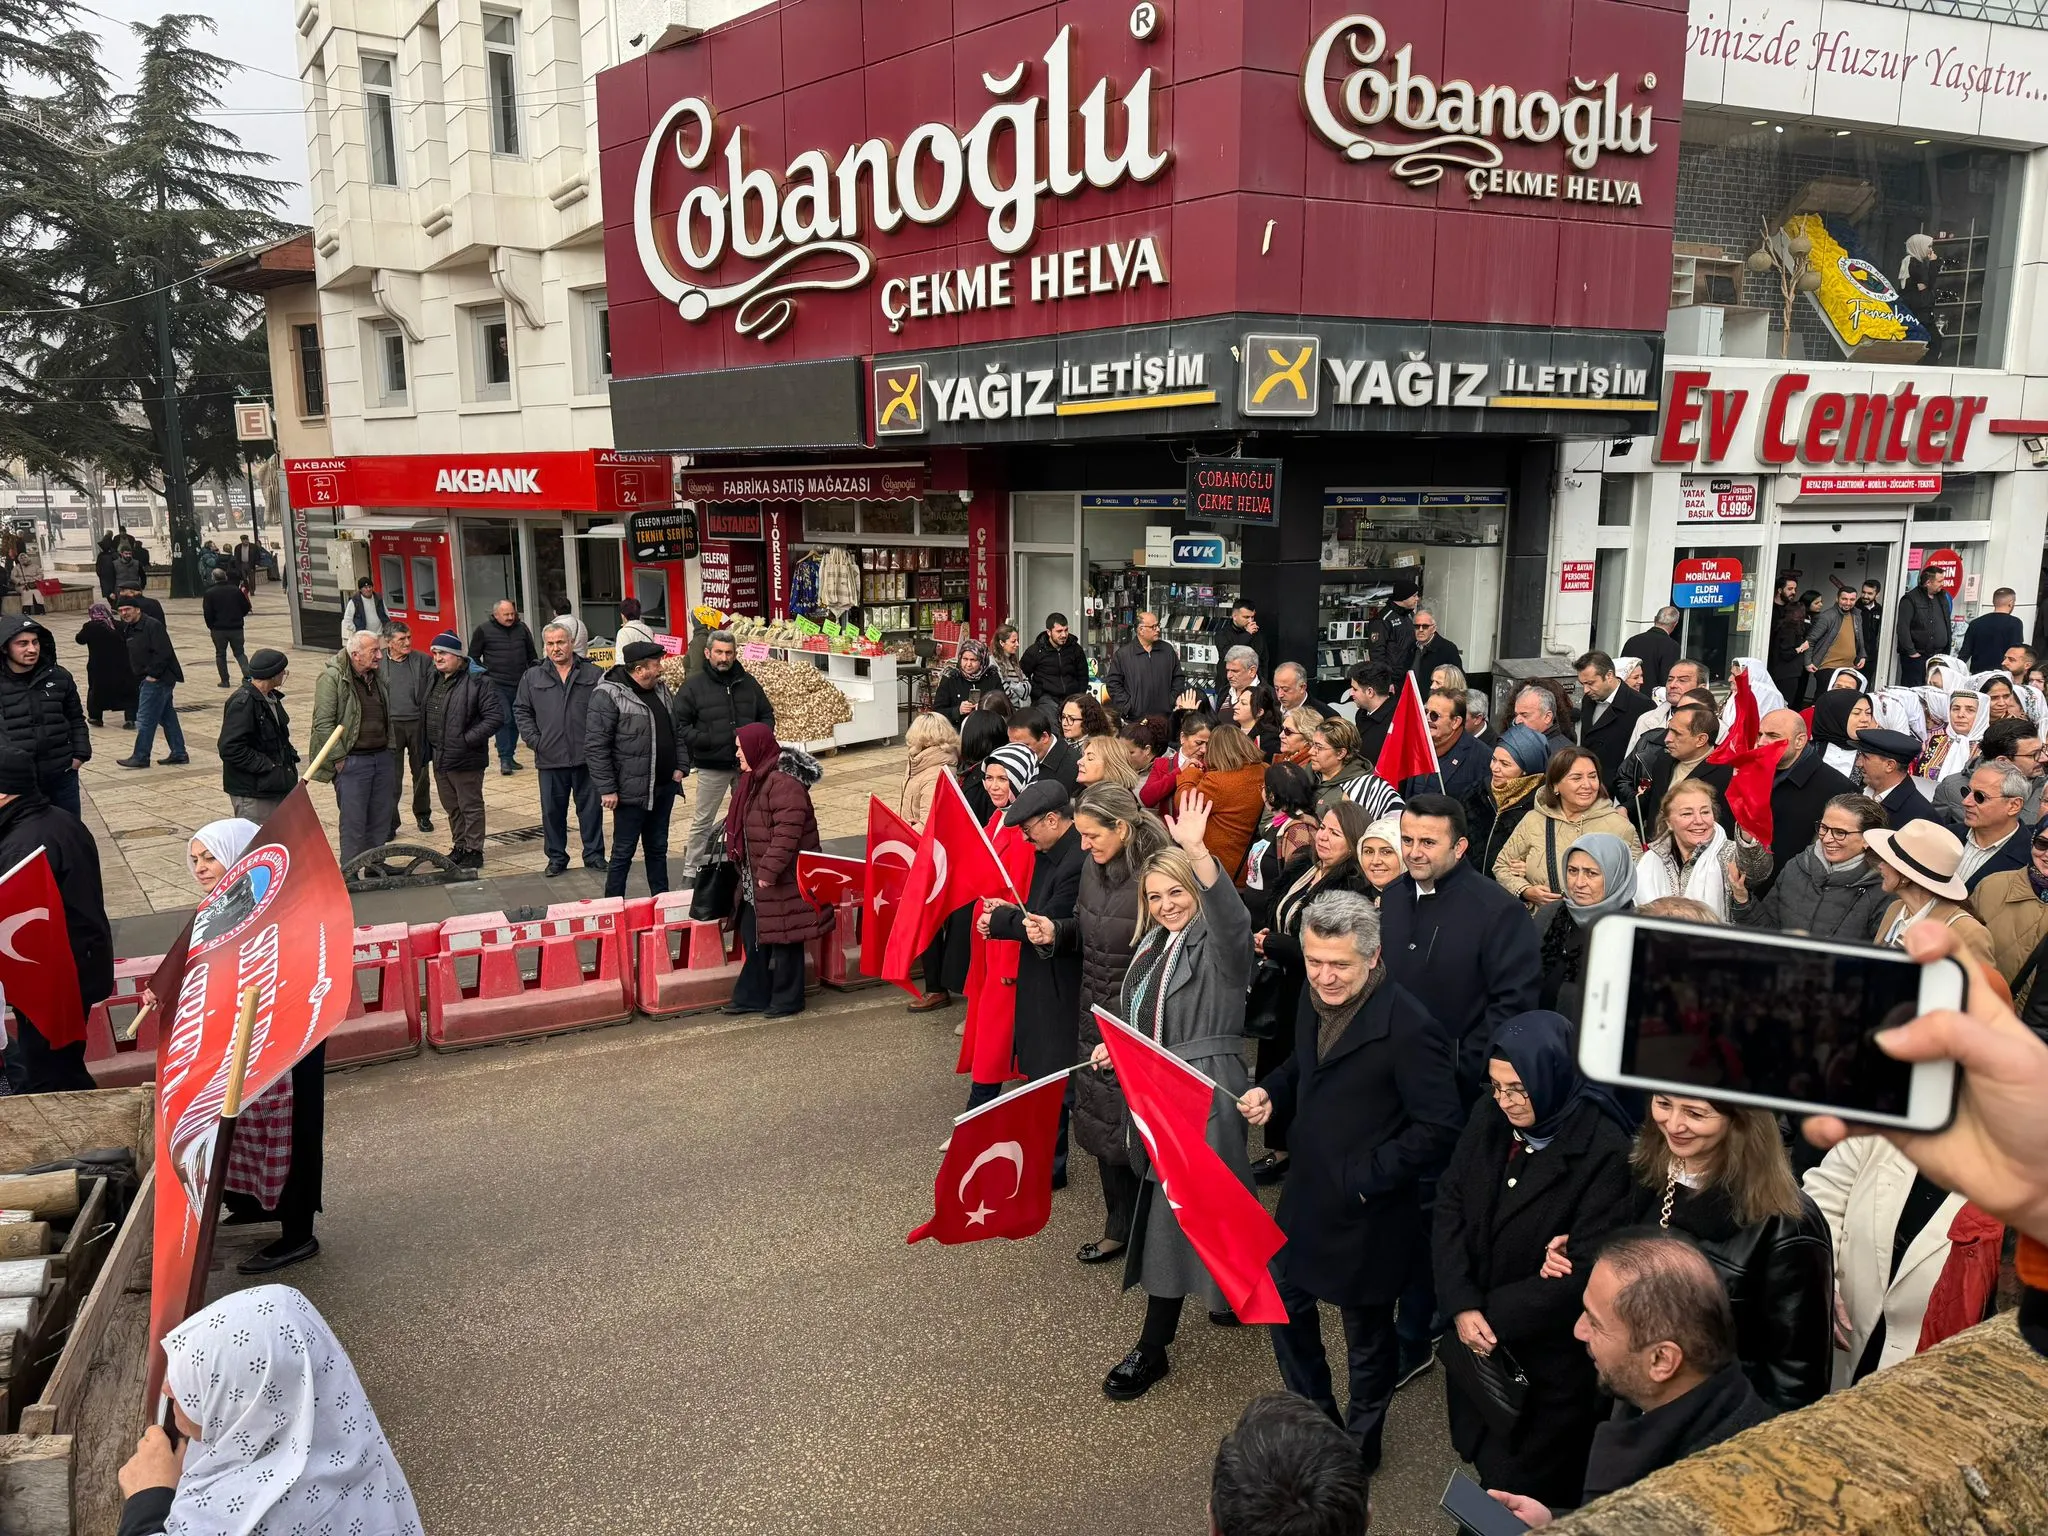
[[1778, 524, 1901, 694]]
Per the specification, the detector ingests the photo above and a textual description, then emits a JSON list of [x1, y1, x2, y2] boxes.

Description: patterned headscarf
[[985, 742, 1039, 791], [87, 601, 114, 627]]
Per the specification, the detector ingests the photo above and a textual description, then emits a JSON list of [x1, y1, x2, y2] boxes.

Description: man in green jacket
[[311, 632, 396, 866]]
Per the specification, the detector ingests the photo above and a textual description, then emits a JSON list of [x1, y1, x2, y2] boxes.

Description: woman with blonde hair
[[1176, 721, 1269, 886], [1076, 733, 1140, 792], [1634, 778, 1770, 921], [1492, 747, 1637, 910], [1621, 1095, 1834, 1412], [900, 711, 959, 827], [1307, 715, 1403, 819], [1276, 706, 1321, 767]]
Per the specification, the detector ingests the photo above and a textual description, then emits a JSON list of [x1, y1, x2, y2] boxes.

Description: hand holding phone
[[1441, 1471, 1537, 1534]]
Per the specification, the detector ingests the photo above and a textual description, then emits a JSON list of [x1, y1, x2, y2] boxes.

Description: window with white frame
[[576, 290, 610, 394], [363, 53, 400, 186], [293, 322, 325, 418], [368, 320, 408, 409], [483, 11, 521, 157], [470, 304, 512, 402]]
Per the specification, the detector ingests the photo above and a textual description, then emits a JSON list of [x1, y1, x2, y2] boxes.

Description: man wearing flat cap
[[216, 649, 301, 823], [1854, 728, 1941, 834], [985, 780, 1086, 1181]]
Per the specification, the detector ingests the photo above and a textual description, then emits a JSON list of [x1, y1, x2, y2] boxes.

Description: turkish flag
[[1373, 672, 1441, 790], [796, 850, 864, 910], [0, 849, 85, 1049], [145, 787, 355, 1402], [861, 798, 921, 987], [908, 1068, 1069, 1244], [882, 771, 1021, 988], [1095, 1008, 1288, 1324], [1708, 666, 1779, 845]]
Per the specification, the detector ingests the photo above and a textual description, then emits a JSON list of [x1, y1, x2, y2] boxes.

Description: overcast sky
[[86, 0, 312, 223]]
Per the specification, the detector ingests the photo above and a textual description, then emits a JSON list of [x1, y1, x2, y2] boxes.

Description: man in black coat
[[423, 633, 506, 868], [1219, 599, 1270, 680], [987, 781, 1085, 1176], [0, 746, 112, 1093], [1757, 710, 1856, 888], [216, 649, 300, 823], [1855, 730, 1940, 833], [1487, 1233, 1770, 1528], [1574, 651, 1653, 785], [1409, 610, 1463, 684], [1019, 613, 1089, 706], [1103, 612, 1188, 722], [1240, 888, 1462, 1483], [1895, 566, 1953, 687], [0, 616, 88, 816], [1401, 687, 1492, 863], [1960, 586, 2025, 673], [468, 599, 538, 773], [1622, 608, 1682, 693], [1348, 663, 1398, 761], [113, 595, 187, 769], [1371, 579, 1421, 678], [1008, 707, 1078, 794], [200, 567, 252, 686], [674, 628, 775, 878], [1624, 703, 1733, 843]]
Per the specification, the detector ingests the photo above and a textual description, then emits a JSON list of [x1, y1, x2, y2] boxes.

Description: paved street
[[265, 989, 1459, 1536]]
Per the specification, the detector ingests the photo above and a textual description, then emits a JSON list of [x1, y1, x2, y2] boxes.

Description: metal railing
[[1857, 0, 2048, 26]]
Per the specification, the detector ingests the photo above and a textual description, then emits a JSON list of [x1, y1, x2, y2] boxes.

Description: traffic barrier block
[[633, 891, 741, 1017], [82, 954, 164, 1088], [328, 922, 422, 1067], [424, 898, 633, 1050], [816, 893, 874, 991]]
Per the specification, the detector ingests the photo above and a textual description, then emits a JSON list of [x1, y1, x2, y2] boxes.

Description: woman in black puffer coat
[[1056, 784, 1168, 1266]]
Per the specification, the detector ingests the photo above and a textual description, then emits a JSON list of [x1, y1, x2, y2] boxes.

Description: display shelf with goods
[[1150, 575, 1243, 700], [794, 497, 972, 642], [1928, 222, 1987, 368], [1086, 564, 1148, 680]]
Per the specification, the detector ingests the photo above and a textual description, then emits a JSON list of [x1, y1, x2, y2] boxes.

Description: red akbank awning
[[286, 451, 672, 513]]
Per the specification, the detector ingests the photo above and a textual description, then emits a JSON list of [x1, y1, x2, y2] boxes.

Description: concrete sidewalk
[[63, 593, 902, 947]]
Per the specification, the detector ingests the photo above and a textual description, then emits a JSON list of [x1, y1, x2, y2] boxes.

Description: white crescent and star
[[871, 839, 915, 912], [957, 1139, 1025, 1225], [0, 907, 48, 964], [1129, 1111, 1182, 1211]]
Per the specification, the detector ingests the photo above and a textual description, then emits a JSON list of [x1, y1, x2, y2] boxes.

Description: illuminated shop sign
[[1657, 369, 1989, 468]]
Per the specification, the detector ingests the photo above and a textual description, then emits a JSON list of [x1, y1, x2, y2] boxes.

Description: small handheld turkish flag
[[861, 797, 921, 986], [1096, 1007, 1288, 1323], [908, 1068, 1070, 1244], [0, 849, 83, 1048], [1372, 672, 1441, 790], [796, 850, 864, 910], [883, 770, 1021, 988], [1707, 665, 1779, 846]]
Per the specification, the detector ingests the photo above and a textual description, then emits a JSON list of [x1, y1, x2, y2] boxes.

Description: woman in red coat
[[724, 722, 831, 1018], [958, 743, 1039, 1109]]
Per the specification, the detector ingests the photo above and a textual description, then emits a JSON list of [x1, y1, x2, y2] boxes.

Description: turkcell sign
[[1171, 536, 1226, 568]]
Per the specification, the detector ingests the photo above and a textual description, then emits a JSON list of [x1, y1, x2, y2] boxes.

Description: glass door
[[530, 522, 570, 624], [459, 518, 521, 634]]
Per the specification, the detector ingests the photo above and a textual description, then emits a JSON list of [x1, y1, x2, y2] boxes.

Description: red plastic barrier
[[632, 891, 741, 1017], [82, 954, 164, 1088], [424, 898, 633, 1050], [815, 891, 872, 991], [328, 922, 422, 1067]]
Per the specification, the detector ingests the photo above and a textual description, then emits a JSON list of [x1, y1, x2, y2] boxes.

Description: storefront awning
[[286, 451, 672, 514]]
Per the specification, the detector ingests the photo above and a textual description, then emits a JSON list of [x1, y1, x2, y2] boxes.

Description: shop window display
[[1316, 491, 1506, 691], [1674, 111, 2021, 368], [795, 497, 970, 636]]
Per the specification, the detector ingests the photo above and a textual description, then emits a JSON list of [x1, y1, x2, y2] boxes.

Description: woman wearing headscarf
[[1898, 232, 1946, 363], [1979, 672, 2028, 724], [932, 639, 993, 720], [1913, 690, 1988, 796], [956, 743, 1040, 1106], [1432, 1011, 1635, 1509], [1090, 792, 1256, 1399], [1721, 658, 1787, 736], [1729, 791, 1890, 941], [1492, 748, 1637, 910], [1613, 656, 1645, 696], [75, 600, 138, 728], [188, 818, 327, 1274], [116, 1285, 421, 1536], [1534, 833, 1635, 1016], [1482, 723, 1551, 875], [724, 722, 829, 1019], [1354, 814, 1405, 897], [1812, 688, 1877, 779]]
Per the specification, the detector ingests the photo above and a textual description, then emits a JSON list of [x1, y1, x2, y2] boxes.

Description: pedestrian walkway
[[71, 591, 902, 925]]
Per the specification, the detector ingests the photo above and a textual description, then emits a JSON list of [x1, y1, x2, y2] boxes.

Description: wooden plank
[[0, 1088, 151, 1180], [63, 1296, 147, 1536], [0, 1432, 72, 1536], [0, 1178, 73, 1222], [20, 1169, 151, 1442]]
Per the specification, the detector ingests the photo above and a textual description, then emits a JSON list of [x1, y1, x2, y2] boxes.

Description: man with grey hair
[[468, 598, 538, 774], [1220, 644, 1262, 717], [675, 626, 775, 876], [381, 620, 435, 837], [1238, 887, 1461, 1490], [1103, 609, 1188, 721], [1513, 684, 1573, 759], [310, 629, 396, 866], [1274, 659, 1337, 720], [516, 620, 607, 876], [1623, 606, 1684, 693], [1408, 609, 1462, 684], [1955, 758, 2033, 891], [1464, 688, 1493, 747]]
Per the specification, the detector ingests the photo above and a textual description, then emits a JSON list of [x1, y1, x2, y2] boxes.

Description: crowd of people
[[896, 600, 2048, 1525]]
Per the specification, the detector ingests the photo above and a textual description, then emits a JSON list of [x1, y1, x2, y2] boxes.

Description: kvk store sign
[[599, 0, 1685, 449]]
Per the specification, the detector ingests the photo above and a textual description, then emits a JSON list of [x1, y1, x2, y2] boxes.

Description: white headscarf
[[162, 1285, 421, 1536], [1918, 689, 1990, 783], [1880, 687, 1930, 739], [188, 819, 261, 885], [1899, 232, 1936, 283], [1613, 656, 1644, 693], [1926, 653, 1968, 693], [1721, 657, 1785, 735], [1635, 821, 1734, 919], [1824, 666, 1868, 693]]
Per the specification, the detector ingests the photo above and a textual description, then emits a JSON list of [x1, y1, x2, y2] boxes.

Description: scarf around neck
[[1314, 963, 1383, 1059]]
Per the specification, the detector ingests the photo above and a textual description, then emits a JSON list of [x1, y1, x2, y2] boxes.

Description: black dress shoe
[[237, 1235, 320, 1274], [720, 1002, 763, 1016], [114, 757, 149, 769], [1076, 1240, 1125, 1265], [1102, 1345, 1169, 1401], [159, 755, 190, 765], [584, 855, 608, 871], [1252, 1153, 1291, 1186], [762, 1007, 803, 1019], [1208, 1310, 1242, 1328], [416, 815, 434, 833], [544, 862, 568, 878], [1051, 1169, 1069, 1191]]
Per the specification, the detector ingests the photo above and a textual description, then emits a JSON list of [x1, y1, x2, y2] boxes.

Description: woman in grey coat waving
[[1087, 789, 1258, 1401]]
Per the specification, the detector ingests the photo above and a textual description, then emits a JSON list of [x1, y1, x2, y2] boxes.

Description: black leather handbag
[[1243, 960, 1287, 1040], [689, 835, 740, 922], [1441, 1336, 1530, 1439]]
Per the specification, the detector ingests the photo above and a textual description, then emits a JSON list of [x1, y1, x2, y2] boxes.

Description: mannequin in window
[[1899, 234, 1946, 364]]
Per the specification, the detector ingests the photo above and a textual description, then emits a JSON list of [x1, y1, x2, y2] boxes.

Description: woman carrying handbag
[[721, 722, 831, 1019]]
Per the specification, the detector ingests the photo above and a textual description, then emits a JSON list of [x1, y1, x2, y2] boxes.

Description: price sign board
[[1672, 555, 1744, 610]]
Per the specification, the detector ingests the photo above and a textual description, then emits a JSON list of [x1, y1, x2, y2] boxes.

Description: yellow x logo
[[1250, 346, 1313, 405], [879, 372, 921, 425]]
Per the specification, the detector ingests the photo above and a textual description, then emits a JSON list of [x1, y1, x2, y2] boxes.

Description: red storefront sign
[[969, 492, 1010, 641], [1797, 474, 1942, 498], [764, 505, 799, 621], [681, 467, 925, 504], [698, 544, 763, 615], [285, 451, 672, 512], [1922, 547, 1964, 588], [1559, 560, 1595, 593], [1674, 557, 1743, 585], [1658, 372, 1988, 469], [701, 505, 765, 541], [597, 0, 1684, 383]]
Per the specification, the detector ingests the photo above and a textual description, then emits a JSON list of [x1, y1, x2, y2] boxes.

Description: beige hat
[[1865, 820, 1970, 902]]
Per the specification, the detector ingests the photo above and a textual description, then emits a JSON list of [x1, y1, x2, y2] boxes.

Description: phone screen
[[1620, 928, 1921, 1116]]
